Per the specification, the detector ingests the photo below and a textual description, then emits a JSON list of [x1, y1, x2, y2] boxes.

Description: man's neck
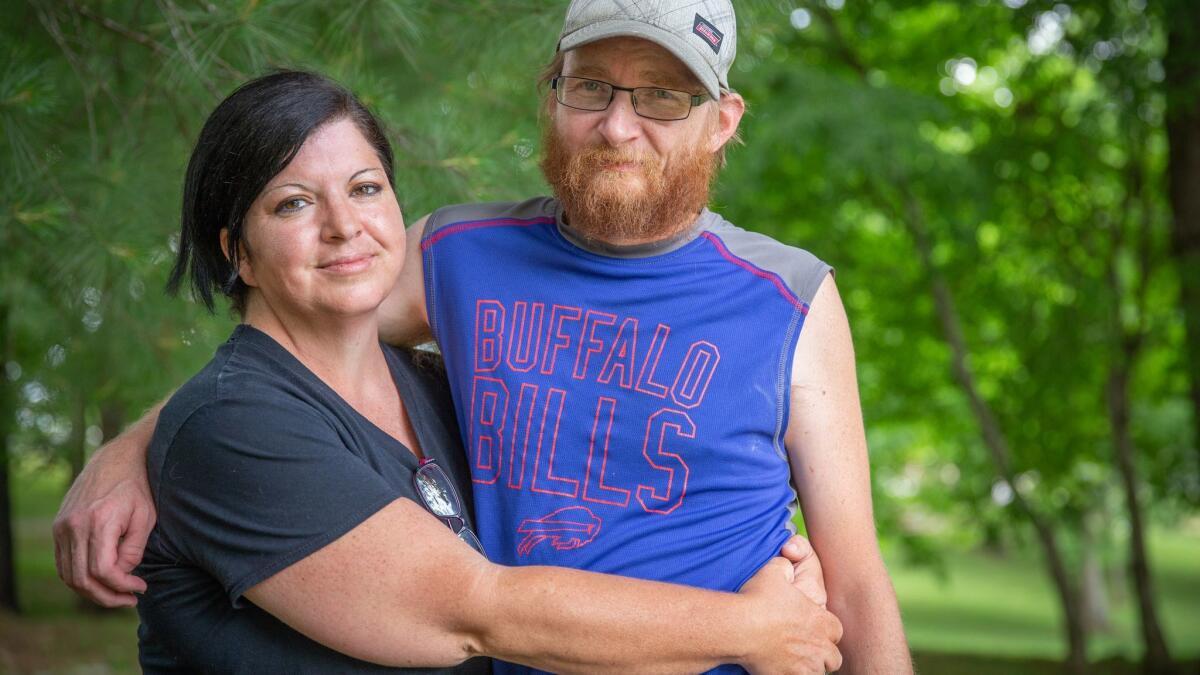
[[561, 208, 704, 248]]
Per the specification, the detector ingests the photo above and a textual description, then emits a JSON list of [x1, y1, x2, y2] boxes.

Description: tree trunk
[[1107, 353, 1174, 674], [99, 401, 124, 444], [0, 302, 18, 613], [900, 192, 1088, 674], [1080, 512, 1112, 633], [68, 396, 87, 484], [1164, 0, 1200, 464]]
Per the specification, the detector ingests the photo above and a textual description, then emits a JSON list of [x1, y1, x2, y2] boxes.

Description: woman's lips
[[318, 253, 375, 274]]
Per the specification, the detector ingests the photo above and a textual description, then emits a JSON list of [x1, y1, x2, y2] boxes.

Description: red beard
[[540, 123, 718, 243]]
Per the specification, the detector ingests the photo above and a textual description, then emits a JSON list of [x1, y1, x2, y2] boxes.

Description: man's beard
[[540, 124, 718, 243]]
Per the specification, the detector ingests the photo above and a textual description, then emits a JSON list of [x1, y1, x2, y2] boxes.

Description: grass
[[2, 460, 1198, 674]]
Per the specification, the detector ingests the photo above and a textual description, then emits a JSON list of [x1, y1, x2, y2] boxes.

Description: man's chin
[[588, 173, 648, 198]]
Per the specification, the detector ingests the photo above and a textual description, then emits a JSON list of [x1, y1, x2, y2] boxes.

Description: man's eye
[[582, 80, 602, 91], [651, 89, 675, 100], [276, 198, 308, 214]]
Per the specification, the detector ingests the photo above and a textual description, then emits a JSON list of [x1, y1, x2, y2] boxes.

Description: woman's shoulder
[[152, 327, 336, 462]]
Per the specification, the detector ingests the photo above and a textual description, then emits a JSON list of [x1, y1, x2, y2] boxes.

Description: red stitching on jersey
[[420, 216, 554, 251], [699, 232, 808, 314]]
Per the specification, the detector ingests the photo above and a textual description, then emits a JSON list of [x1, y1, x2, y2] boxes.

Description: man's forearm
[[468, 565, 757, 674], [829, 574, 912, 675], [94, 402, 160, 464]]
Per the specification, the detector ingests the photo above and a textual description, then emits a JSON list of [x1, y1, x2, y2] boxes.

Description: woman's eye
[[275, 197, 309, 214], [353, 183, 381, 197]]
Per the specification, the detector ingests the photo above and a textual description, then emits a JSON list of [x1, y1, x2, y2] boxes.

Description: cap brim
[[558, 20, 721, 100]]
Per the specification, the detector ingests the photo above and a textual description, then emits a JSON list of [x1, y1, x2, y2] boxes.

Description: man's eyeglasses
[[551, 76, 710, 121], [412, 458, 486, 556]]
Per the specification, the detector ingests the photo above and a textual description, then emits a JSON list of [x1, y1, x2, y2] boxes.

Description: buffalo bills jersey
[[421, 197, 831, 674]]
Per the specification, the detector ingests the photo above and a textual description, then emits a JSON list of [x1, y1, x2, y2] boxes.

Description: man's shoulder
[[422, 196, 558, 245], [700, 212, 833, 309]]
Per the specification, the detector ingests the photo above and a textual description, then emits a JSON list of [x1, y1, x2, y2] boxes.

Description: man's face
[[541, 36, 722, 244]]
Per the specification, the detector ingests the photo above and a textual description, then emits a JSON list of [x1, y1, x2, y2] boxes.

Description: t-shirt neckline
[[229, 324, 426, 468]]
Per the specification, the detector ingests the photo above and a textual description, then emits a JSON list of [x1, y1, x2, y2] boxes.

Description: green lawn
[[3, 461, 1198, 674]]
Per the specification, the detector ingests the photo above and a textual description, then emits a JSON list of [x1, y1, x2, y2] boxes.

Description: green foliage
[[0, 0, 1196, 660]]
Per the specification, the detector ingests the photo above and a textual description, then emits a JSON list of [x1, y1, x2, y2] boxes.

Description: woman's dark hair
[[167, 70, 395, 315]]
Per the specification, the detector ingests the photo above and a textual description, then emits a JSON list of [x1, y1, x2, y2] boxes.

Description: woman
[[134, 70, 840, 674]]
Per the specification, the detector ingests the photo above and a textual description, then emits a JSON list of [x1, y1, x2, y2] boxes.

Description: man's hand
[[780, 534, 827, 608], [737, 557, 843, 675], [53, 411, 159, 607]]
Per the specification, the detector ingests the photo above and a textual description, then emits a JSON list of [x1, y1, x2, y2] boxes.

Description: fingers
[[822, 613, 844, 672], [113, 503, 154, 593], [55, 505, 139, 608], [52, 517, 71, 585], [823, 644, 844, 674], [72, 515, 136, 607], [90, 505, 148, 596], [780, 534, 815, 563], [792, 562, 828, 609], [765, 556, 796, 583]]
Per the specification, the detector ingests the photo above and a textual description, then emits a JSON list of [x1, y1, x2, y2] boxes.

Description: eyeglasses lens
[[415, 464, 458, 518]]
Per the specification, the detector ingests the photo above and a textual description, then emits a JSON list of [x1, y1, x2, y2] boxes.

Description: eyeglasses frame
[[412, 457, 485, 555], [551, 75, 711, 121]]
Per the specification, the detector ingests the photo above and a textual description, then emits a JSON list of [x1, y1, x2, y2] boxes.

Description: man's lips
[[317, 253, 375, 273], [601, 161, 640, 171]]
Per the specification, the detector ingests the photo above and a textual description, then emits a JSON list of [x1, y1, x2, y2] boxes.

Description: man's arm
[[377, 213, 434, 347], [248, 496, 843, 674], [53, 402, 162, 607], [787, 273, 913, 675]]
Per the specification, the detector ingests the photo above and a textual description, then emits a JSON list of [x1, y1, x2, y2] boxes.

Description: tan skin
[[52, 37, 898, 672], [57, 114, 843, 673]]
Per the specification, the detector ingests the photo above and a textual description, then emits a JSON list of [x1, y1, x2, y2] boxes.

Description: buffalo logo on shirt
[[517, 506, 602, 556]]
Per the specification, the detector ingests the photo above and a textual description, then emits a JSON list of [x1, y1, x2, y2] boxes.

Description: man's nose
[[596, 89, 641, 146]]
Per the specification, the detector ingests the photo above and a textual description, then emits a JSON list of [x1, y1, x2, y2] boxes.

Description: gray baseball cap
[[556, 0, 737, 100]]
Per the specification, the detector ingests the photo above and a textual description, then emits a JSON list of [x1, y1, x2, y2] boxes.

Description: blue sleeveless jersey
[[422, 197, 831, 674]]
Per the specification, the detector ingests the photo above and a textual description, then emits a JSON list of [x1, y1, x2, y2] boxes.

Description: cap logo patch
[[693, 14, 724, 54]]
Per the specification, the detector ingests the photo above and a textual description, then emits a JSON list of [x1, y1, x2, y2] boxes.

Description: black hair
[[167, 70, 395, 315]]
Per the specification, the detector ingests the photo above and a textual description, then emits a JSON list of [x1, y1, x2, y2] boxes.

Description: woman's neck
[[243, 298, 384, 398]]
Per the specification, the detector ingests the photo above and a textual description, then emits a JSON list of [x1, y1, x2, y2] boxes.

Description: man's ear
[[220, 228, 256, 287], [709, 91, 746, 153]]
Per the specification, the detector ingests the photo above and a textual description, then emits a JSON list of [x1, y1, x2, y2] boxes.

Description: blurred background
[[1, 0, 1197, 673]]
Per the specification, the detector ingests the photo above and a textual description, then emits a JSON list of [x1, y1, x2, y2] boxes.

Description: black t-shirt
[[136, 325, 490, 674]]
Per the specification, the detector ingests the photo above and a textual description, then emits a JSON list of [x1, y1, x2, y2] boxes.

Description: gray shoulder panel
[[422, 196, 557, 243], [701, 212, 832, 308]]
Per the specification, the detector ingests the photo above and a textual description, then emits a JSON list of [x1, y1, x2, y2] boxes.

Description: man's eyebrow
[[566, 64, 610, 79], [637, 68, 694, 89]]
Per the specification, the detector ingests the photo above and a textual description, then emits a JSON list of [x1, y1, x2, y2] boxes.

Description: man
[[55, 1, 911, 672]]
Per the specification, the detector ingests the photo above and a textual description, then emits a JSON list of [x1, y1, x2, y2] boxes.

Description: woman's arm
[[787, 273, 912, 675], [246, 496, 843, 674]]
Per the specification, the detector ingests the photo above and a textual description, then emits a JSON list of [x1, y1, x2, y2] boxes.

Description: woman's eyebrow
[[348, 167, 384, 182], [262, 181, 310, 195]]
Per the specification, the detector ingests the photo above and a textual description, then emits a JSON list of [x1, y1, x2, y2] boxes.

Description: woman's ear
[[220, 228, 256, 287]]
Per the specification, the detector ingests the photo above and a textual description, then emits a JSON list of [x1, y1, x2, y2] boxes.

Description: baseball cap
[[556, 0, 737, 100]]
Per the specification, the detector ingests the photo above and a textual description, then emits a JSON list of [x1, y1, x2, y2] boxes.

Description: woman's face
[[235, 118, 404, 322]]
